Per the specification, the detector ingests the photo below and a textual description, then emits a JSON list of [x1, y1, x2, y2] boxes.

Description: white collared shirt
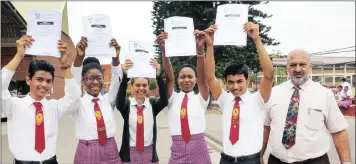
[[1, 68, 81, 161], [128, 98, 154, 147], [167, 91, 210, 135], [265, 79, 348, 163], [70, 65, 123, 140], [217, 90, 265, 157], [341, 81, 352, 95]]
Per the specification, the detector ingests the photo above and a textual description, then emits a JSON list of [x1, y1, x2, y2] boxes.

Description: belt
[[221, 152, 260, 162], [270, 153, 328, 164], [14, 155, 57, 164]]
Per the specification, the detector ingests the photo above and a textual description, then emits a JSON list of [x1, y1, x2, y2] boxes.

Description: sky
[[67, 1, 355, 64]]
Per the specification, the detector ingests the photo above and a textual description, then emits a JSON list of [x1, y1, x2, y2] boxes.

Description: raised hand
[[76, 36, 88, 57], [121, 59, 133, 74], [150, 58, 161, 75], [58, 40, 70, 66], [243, 22, 260, 41], [194, 30, 205, 55], [110, 38, 121, 58], [204, 25, 217, 46], [155, 32, 168, 53], [16, 35, 35, 58]]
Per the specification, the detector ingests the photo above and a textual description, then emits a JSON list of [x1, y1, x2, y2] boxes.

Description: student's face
[[131, 78, 149, 99], [225, 74, 250, 98], [178, 67, 196, 92], [26, 71, 54, 99], [338, 87, 343, 92], [82, 69, 104, 97], [344, 87, 349, 92]]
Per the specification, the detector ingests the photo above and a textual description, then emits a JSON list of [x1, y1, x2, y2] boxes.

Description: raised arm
[[149, 58, 168, 116], [156, 32, 175, 98], [204, 25, 222, 101], [57, 40, 81, 116], [115, 59, 133, 116], [244, 22, 274, 103], [115, 73, 130, 117], [72, 36, 88, 85], [194, 30, 209, 101], [2, 35, 34, 117], [108, 38, 123, 108]]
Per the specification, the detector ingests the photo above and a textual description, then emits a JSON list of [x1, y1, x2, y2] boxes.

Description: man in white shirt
[[1, 35, 81, 163], [341, 77, 353, 95], [262, 49, 351, 164], [204, 22, 274, 164]]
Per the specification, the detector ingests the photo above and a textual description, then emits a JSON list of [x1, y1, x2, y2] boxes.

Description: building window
[[312, 76, 322, 83], [9, 80, 29, 97]]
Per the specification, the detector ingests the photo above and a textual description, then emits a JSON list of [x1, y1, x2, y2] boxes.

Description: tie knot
[[293, 86, 301, 90], [33, 102, 42, 108], [136, 105, 144, 113], [235, 97, 241, 102], [92, 98, 99, 103]]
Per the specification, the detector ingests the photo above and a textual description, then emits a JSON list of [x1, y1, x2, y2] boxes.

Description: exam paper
[[25, 9, 62, 58], [83, 14, 116, 57], [164, 16, 197, 57], [214, 4, 249, 46], [127, 41, 156, 78]]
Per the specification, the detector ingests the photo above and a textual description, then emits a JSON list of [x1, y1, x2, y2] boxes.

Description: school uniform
[[217, 90, 265, 164], [70, 65, 123, 164], [116, 74, 168, 164], [167, 91, 211, 164], [1, 67, 81, 164]]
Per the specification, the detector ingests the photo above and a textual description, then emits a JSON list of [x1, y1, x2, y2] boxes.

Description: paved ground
[[205, 110, 356, 164], [1, 110, 222, 164]]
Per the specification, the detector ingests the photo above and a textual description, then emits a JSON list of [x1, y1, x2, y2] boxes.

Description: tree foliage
[[151, 1, 280, 78]]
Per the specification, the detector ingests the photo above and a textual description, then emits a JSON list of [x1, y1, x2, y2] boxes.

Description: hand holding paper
[[243, 22, 260, 41], [16, 35, 35, 58]]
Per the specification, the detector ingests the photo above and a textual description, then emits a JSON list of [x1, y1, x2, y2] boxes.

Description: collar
[[83, 92, 105, 103], [229, 90, 250, 103], [179, 91, 195, 98], [286, 78, 313, 91], [130, 97, 150, 107], [24, 94, 47, 108]]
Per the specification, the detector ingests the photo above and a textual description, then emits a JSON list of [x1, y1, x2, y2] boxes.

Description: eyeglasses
[[83, 76, 104, 82]]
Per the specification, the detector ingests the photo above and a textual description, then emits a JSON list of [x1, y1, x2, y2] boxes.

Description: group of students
[[1, 21, 351, 164]]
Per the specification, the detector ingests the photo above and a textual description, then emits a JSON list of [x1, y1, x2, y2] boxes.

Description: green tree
[[151, 1, 280, 78]]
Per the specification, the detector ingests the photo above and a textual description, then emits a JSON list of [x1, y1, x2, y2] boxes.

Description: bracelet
[[60, 62, 71, 70]]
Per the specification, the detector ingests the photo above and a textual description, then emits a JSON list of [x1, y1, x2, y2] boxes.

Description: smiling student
[[116, 58, 168, 164], [155, 31, 211, 164], [1, 35, 81, 164], [69, 36, 123, 164]]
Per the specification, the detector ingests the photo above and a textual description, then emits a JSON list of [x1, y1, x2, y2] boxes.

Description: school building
[[272, 56, 355, 87], [1, 1, 76, 99]]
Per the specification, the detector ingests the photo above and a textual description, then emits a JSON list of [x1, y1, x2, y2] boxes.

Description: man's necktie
[[282, 86, 300, 149], [34, 102, 45, 153], [180, 94, 190, 143], [92, 98, 107, 145], [229, 97, 240, 145], [136, 105, 144, 151]]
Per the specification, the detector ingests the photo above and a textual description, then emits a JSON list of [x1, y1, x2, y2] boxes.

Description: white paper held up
[[83, 14, 116, 57], [127, 41, 156, 78], [214, 4, 249, 46], [25, 9, 62, 58], [164, 16, 197, 57]]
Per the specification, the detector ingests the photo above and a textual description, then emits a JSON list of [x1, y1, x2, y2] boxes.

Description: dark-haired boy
[[204, 22, 274, 164], [1, 35, 81, 163]]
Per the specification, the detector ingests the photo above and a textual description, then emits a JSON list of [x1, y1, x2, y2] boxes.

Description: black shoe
[[1, 118, 7, 122]]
